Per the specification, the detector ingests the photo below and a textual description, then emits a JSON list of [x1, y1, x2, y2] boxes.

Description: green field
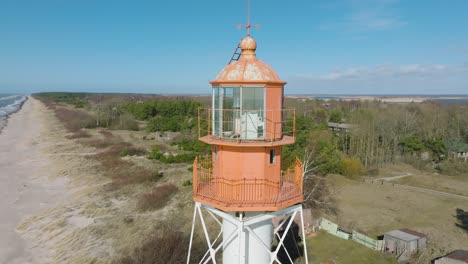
[[305, 231, 397, 264]]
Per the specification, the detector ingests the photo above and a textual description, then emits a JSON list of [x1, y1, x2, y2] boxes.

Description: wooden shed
[[383, 228, 427, 262], [434, 250, 468, 264]]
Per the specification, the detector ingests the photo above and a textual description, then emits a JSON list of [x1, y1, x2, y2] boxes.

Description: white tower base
[[187, 202, 309, 264]]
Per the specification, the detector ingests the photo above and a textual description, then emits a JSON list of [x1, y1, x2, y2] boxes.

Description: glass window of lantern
[[242, 87, 264, 111], [212, 86, 265, 139], [212, 86, 221, 137]]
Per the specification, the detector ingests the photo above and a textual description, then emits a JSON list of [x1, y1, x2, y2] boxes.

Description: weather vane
[[237, 0, 260, 35]]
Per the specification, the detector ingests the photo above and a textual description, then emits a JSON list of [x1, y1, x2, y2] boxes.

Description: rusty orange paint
[[193, 35, 302, 212], [210, 36, 285, 85]]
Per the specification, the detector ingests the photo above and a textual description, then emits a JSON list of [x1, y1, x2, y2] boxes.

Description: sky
[[1, 0, 467, 95]]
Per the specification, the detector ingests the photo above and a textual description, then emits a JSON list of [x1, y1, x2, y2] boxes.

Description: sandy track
[[0, 97, 68, 263]]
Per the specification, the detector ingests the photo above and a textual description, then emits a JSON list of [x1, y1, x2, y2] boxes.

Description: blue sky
[[1, 0, 467, 95]]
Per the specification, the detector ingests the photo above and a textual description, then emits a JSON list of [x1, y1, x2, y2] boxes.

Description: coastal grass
[[92, 147, 161, 189], [137, 183, 178, 212], [54, 108, 96, 132], [114, 223, 205, 264], [72, 131, 160, 189], [65, 130, 92, 139], [393, 173, 468, 196], [306, 231, 397, 264]]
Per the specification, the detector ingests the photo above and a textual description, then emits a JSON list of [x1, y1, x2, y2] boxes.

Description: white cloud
[[319, 0, 406, 32], [289, 63, 468, 94], [299, 64, 460, 81]]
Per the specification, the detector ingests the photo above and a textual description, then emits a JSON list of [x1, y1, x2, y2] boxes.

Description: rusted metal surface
[[212, 36, 284, 84], [193, 156, 303, 211]]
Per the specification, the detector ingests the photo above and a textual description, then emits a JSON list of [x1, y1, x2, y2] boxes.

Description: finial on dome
[[236, 0, 260, 37], [240, 35, 256, 56]]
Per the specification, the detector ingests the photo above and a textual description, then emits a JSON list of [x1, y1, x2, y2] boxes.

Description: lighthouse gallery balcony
[[193, 156, 303, 212]]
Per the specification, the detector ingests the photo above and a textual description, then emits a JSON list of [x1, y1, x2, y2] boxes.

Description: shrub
[[80, 135, 131, 150], [98, 129, 114, 137], [119, 149, 128, 157], [66, 130, 91, 139], [341, 158, 364, 179], [137, 184, 178, 211], [115, 225, 204, 264], [110, 113, 139, 131], [147, 145, 195, 164], [173, 138, 211, 154], [55, 108, 96, 132], [181, 179, 192, 186], [119, 146, 147, 157], [87, 142, 160, 189], [367, 167, 379, 176], [147, 147, 163, 160], [437, 160, 468, 176]]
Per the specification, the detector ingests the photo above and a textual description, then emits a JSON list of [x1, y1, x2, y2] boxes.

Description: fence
[[319, 218, 383, 251], [352, 231, 384, 251]]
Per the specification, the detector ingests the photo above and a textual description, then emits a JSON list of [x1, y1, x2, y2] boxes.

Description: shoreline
[[0, 96, 29, 134], [0, 97, 69, 263]]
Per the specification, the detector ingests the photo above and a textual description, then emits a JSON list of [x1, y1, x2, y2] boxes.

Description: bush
[[98, 129, 114, 137], [181, 179, 192, 186], [119, 146, 147, 157], [66, 130, 91, 139], [110, 113, 139, 131], [137, 184, 178, 211], [87, 141, 160, 189], [115, 225, 204, 264], [55, 108, 97, 132], [367, 167, 380, 177], [173, 138, 210, 154], [81, 138, 130, 149], [403, 154, 432, 172], [341, 158, 364, 179], [436, 160, 468, 176], [146, 115, 194, 132], [147, 146, 196, 164]]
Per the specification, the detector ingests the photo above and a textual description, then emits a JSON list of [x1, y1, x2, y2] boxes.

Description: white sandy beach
[[0, 98, 68, 263]]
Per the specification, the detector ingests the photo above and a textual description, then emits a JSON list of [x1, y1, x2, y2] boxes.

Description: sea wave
[[0, 95, 27, 117], [0, 95, 22, 102]]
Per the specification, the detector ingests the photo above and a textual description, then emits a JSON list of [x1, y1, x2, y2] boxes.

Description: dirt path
[[385, 182, 468, 201], [367, 173, 468, 201], [376, 173, 412, 181]]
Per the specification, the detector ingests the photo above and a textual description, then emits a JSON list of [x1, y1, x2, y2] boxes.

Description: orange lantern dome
[[211, 36, 284, 84]]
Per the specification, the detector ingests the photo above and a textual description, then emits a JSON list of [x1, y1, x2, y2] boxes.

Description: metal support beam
[[186, 202, 309, 264]]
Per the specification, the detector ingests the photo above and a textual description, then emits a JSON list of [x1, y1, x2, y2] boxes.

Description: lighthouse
[[187, 33, 307, 264]]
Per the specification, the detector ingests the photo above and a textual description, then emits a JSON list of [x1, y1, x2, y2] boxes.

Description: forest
[[285, 98, 468, 175], [34, 92, 468, 178]]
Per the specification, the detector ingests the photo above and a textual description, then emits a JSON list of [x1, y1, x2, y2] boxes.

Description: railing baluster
[[193, 155, 303, 208]]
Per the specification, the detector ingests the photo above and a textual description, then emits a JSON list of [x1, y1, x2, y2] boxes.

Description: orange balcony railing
[[192, 156, 303, 211], [197, 108, 296, 142]]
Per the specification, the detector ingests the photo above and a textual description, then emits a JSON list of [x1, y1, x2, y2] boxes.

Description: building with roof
[[434, 250, 468, 264], [447, 140, 468, 162], [383, 228, 427, 262], [327, 122, 353, 133]]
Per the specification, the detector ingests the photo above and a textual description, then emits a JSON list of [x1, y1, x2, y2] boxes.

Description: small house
[[327, 122, 352, 133], [434, 250, 468, 264], [383, 228, 427, 262], [447, 140, 468, 162]]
